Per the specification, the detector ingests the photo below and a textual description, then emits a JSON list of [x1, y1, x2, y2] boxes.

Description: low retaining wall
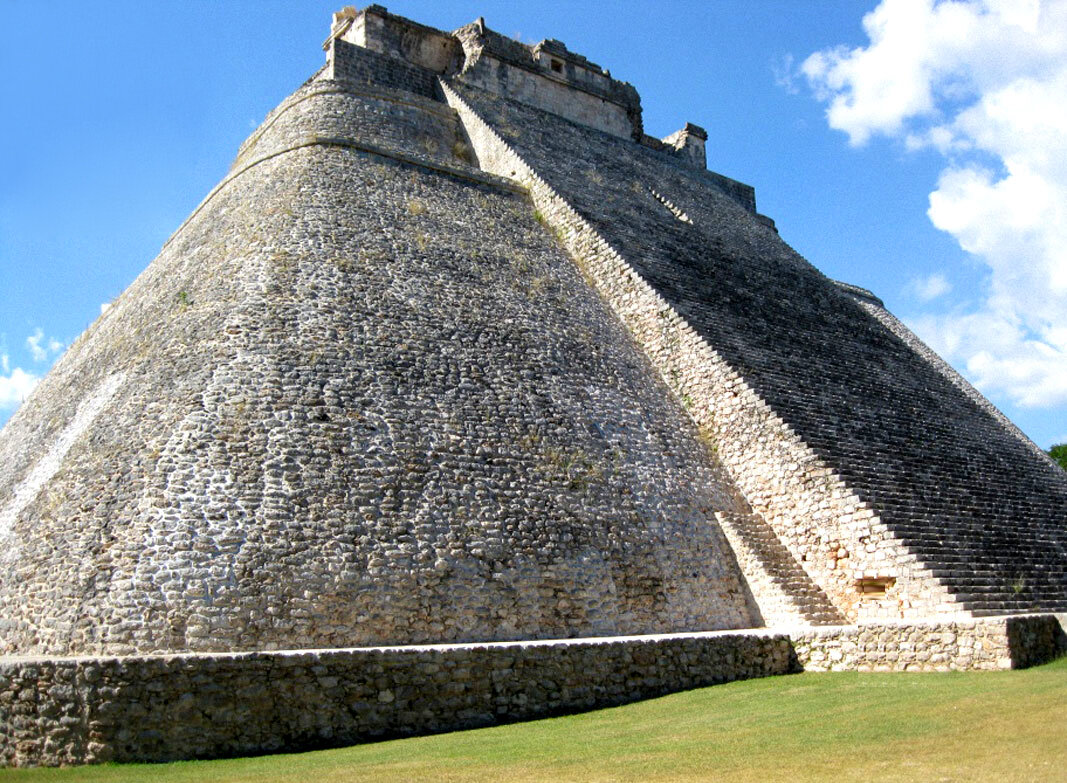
[[0, 630, 792, 767], [2, 616, 1062, 768], [792, 614, 1066, 672]]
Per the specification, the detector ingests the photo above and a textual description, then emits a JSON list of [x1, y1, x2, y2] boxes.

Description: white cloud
[[25, 328, 64, 364], [0, 360, 39, 411], [26, 329, 46, 362], [803, 0, 1067, 408], [910, 309, 1067, 407], [773, 53, 800, 94], [908, 272, 952, 301]]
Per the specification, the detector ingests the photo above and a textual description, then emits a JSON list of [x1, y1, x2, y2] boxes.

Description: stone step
[[715, 510, 845, 627]]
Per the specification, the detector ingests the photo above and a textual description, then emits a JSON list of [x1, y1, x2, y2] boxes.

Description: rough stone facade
[[1, 4, 1066, 768], [0, 632, 791, 767], [790, 614, 1066, 672], [0, 75, 762, 656], [439, 73, 1067, 624], [2, 616, 1062, 767]]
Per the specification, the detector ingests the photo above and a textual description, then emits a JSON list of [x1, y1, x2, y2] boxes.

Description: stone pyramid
[[1, 4, 1066, 662]]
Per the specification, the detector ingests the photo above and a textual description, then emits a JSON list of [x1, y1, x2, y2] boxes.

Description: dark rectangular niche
[[856, 577, 896, 597]]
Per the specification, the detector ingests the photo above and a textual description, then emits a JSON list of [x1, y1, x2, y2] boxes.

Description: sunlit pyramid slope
[[324, 5, 1065, 623], [427, 20, 1067, 622], [2, 4, 1066, 662], [0, 15, 767, 657], [443, 75, 1067, 622]]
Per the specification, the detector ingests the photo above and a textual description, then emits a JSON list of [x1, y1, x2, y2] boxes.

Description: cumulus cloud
[[25, 328, 64, 363], [0, 356, 39, 411], [802, 0, 1067, 408], [26, 330, 46, 362], [773, 53, 801, 94], [908, 272, 952, 301]]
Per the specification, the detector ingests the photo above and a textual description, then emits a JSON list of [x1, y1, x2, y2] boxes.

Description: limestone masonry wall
[[440, 81, 957, 625], [328, 38, 439, 100], [2, 631, 791, 767], [0, 68, 763, 657], [2, 5, 1066, 768], [791, 614, 1066, 672], [442, 79, 1067, 621], [234, 74, 466, 173], [341, 5, 461, 75], [3, 616, 1061, 767], [451, 20, 643, 141]]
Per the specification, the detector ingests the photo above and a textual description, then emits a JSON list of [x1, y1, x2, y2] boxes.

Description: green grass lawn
[[4, 656, 1065, 783]]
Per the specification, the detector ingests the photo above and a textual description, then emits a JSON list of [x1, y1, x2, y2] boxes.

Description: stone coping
[[0, 626, 784, 665], [2, 614, 1060, 666]]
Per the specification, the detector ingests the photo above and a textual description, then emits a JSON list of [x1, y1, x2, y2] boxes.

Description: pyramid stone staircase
[[715, 511, 845, 626]]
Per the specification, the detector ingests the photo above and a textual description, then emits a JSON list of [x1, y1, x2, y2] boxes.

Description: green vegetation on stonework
[[1049, 443, 1067, 470], [4, 656, 1065, 783]]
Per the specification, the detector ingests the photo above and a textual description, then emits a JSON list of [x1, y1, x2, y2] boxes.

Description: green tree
[[1049, 444, 1067, 471]]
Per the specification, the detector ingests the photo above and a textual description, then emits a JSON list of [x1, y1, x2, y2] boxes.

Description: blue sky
[[1, 1, 1064, 449]]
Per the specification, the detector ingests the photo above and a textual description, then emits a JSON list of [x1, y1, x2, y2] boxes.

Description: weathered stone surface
[[441, 71, 1067, 623], [2, 616, 1061, 768], [0, 45, 760, 658], [2, 5, 1066, 768], [0, 631, 793, 767], [791, 615, 1066, 672]]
